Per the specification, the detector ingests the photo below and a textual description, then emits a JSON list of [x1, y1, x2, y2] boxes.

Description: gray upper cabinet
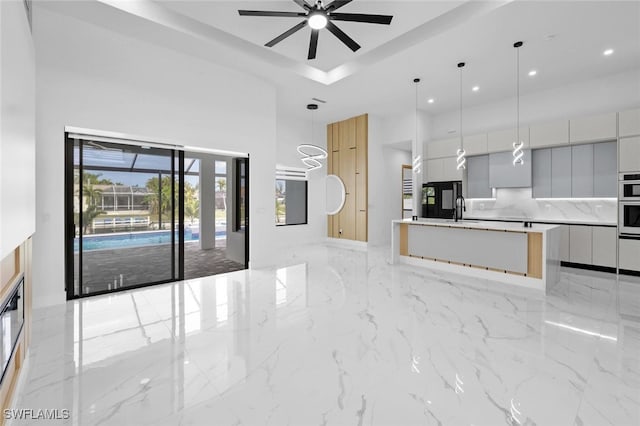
[[467, 155, 491, 198], [571, 144, 594, 197], [532, 149, 551, 198], [551, 146, 572, 197], [489, 150, 532, 188], [593, 142, 617, 197], [532, 141, 617, 199]]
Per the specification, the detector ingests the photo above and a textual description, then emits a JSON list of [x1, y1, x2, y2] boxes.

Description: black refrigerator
[[422, 181, 462, 219]]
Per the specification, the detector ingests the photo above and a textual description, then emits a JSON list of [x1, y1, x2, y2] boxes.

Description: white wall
[[429, 69, 640, 140], [33, 7, 277, 307], [274, 108, 327, 250], [0, 0, 36, 259], [368, 114, 412, 246]]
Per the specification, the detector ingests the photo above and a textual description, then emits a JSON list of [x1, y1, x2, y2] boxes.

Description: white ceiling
[[40, 0, 640, 124]]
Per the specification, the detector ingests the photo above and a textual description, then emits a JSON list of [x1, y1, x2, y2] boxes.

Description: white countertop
[[392, 218, 559, 233], [465, 216, 617, 227]]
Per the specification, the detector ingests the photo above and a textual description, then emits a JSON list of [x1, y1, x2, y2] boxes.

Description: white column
[[199, 159, 216, 250]]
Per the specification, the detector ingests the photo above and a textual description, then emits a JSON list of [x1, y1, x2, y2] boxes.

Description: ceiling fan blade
[[308, 29, 319, 60], [238, 10, 306, 18], [325, 21, 360, 52], [325, 0, 353, 12], [292, 0, 312, 11], [329, 13, 393, 25], [265, 20, 308, 47]]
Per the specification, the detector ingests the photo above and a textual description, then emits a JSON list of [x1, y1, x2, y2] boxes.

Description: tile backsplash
[[466, 188, 617, 224]]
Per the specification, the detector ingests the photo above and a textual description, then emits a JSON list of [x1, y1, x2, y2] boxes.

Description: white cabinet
[[569, 112, 617, 143], [569, 225, 592, 264], [426, 158, 443, 182], [426, 157, 462, 182], [619, 108, 640, 137], [619, 136, 640, 172], [619, 238, 640, 271], [592, 227, 616, 268], [559, 225, 570, 262], [530, 119, 569, 148], [463, 134, 488, 156], [426, 138, 458, 159], [488, 127, 529, 153], [442, 156, 463, 181]]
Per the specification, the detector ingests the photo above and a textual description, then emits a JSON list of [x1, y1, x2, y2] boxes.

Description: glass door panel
[[71, 139, 179, 297]]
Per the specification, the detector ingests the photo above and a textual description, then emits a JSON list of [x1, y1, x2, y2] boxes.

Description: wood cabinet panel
[[356, 115, 367, 173], [328, 114, 367, 241], [327, 123, 335, 153], [340, 193, 356, 240], [340, 148, 356, 195], [356, 173, 367, 211], [356, 210, 367, 242], [332, 123, 340, 152]]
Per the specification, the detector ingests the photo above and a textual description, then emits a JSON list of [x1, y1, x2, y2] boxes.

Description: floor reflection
[[15, 246, 640, 426]]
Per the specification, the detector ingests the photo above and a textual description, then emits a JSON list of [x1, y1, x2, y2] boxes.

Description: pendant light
[[297, 103, 328, 171], [412, 78, 422, 175], [512, 41, 524, 166], [456, 62, 466, 170]]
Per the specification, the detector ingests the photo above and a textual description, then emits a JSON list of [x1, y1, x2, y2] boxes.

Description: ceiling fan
[[238, 0, 393, 60]]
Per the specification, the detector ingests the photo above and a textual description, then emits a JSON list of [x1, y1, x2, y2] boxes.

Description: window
[[276, 179, 308, 226]]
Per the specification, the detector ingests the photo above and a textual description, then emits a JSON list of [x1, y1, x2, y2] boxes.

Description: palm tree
[[216, 178, 227, 211]]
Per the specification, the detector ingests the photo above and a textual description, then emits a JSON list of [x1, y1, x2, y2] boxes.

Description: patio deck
[[75, 242, 244, 295]]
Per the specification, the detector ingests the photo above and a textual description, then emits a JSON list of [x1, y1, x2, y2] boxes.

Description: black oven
[[620, 202, 640, 236], [0, 278, 24, 384], [620, 173, 640, 201]]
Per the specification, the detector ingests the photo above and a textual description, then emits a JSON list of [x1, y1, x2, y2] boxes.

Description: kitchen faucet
[[454, 195, 466, 222]]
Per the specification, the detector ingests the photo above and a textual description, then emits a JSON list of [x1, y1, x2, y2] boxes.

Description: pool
[[74, 228, 226, 252]]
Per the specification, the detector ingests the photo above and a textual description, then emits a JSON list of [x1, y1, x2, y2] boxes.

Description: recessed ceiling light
[[472, 86, 479, 92], [603, 48, 614, 56], [528, 70, 537, 77], [427, 98, 435, 104]]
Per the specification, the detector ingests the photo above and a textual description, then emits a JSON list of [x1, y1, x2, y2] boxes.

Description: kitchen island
[[391, 219, 561, 293]]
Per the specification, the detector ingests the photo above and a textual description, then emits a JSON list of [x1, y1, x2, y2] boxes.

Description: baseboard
[[619, 269, 640, 277], [560, 261, 616, 274], [325, 238, 368, 251]]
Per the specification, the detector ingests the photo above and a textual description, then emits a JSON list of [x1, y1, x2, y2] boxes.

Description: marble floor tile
[[11, 244, 640, 425]]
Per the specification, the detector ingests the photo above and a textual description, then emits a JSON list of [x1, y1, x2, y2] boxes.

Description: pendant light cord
[[516, 45, 520, 143], [459, 65, 463, 149], [415, 80, 418, 149]]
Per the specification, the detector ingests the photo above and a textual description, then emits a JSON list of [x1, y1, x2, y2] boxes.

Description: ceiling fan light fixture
[[308, 13, 328, 29]]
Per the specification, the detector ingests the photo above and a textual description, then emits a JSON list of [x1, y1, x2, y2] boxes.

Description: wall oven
[[620, 173, 640, 201], [620, 201, 640, 236]]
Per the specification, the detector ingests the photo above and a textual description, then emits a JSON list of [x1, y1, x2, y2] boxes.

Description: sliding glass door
[[66, 137, 182, 297]]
